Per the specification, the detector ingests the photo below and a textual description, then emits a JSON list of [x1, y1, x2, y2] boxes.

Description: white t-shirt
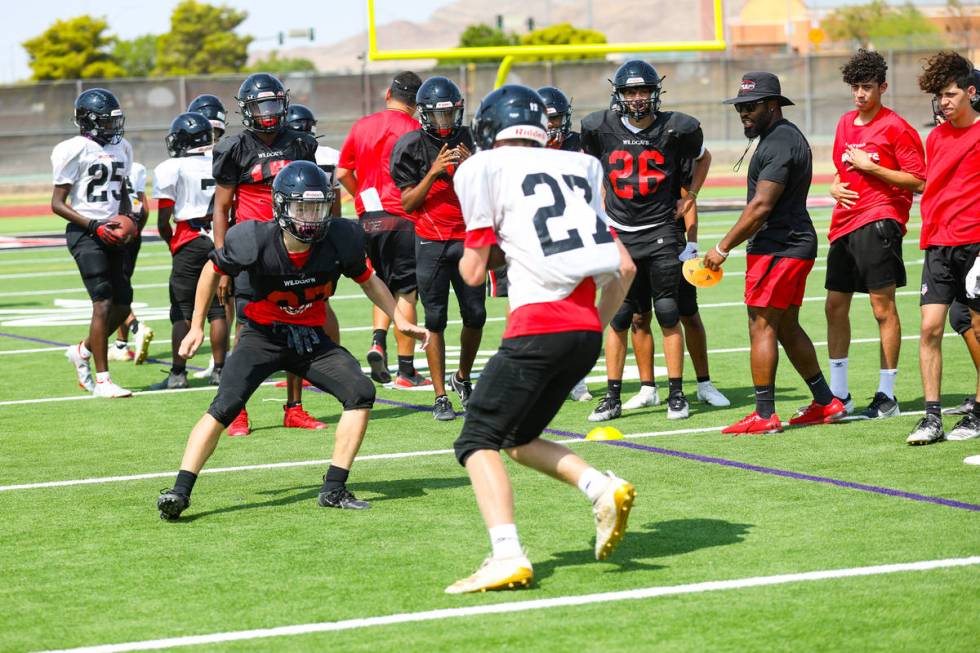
[[51, 136, 134, 221], [454, 146, 621, 311], [129, 162, 146, 215], [315, 145, 342, 188], [152, 153, 216, 221]]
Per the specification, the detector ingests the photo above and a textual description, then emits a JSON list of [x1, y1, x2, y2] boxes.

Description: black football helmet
[[610, 60, 662, 120], [166, 112, 214, 158], [187, 94, 227, 138], [417, 76, 464, 139], [236, 73, 289, 133], [285, 104, 317, 135], [537, 86, 572, 148], [74, 88, 125, 145], [471, 85, 549, 151], [272, 161, 336, 243]]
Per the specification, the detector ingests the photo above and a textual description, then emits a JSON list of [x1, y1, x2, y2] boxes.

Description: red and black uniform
[[338, 109, 419, 295], [206, 219, 375, 425], [581, 109, 702, 329], [825, 107, 925, 294], [919, 119, 980, 310], [212, 128, 317, 318], [390, 127, 486, 333]]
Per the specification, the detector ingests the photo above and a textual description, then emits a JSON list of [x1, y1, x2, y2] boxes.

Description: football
[[682, 257, 724, 288], [106, 215, 139, 245]]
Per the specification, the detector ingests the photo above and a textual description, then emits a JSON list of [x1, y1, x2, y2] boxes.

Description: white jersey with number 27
[[454, 146, 621, 311]]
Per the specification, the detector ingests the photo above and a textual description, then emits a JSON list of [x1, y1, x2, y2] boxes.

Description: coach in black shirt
[[704, 72, 843, 434]]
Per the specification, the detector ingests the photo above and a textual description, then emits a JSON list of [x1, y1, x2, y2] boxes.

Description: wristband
[[687, 190, 698, 200], [714, 245, 729, 258], [86, 219, 99, 235]]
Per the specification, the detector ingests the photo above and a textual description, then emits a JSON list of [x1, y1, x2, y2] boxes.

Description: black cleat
[[943, 397, 975, 416], [149, 371, 188, 391], [588, 395, 622, 422], [948, 413, 980, 441], [318, 485, 370, 510], [449, 371, 472, 409], [208, 368, 222, 386], [366, 344, 392, 384], [157, 488, 190, 521], [856, 392, 900, 420], [433, 395, 456, 421], [905, 414, 945, 446]]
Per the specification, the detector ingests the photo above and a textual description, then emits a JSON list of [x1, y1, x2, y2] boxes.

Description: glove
[[95, 221, 124, 246], [966, 256, 980, 299], [278, 323, 321, 355], [678, 241, 699, 262]]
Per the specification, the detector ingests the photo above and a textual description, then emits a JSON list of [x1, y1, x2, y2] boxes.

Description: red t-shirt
[[829, 107, 926, 243], [338, 109, 418, 218], [920, 119, 980, 248]]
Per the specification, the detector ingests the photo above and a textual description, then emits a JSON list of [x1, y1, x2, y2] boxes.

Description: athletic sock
[[488, 524, 523, 559], [321, 465, 350, 493], [173, 469, 197, 497], [397, 355, 415, 377], [829, 358, 849, 399], [696, 375, 711, 384], [95, 371, 110, 383], [371, 328, 387, 349], [755, 385, 776, 419], [925, 401, 942, 418], [113, 339, 128, 349], [170, 364, 186, 375], [285, 400, 302, 409], [640, 380, 657, 389], [668, 377, 683, 397], [805, 373, 834, 406], [606, 380, 622, 402], [577, 467, 610, 503], [128, 319, 140, 335], [877, 369, 898, 399]]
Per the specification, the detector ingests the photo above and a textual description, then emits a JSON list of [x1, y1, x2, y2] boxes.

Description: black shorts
[[949, 300, 974, 335], [454, 330, 602, 466], [677, 274, 698, 317], [207, 321, 376, 426], [169, 237, 226, 324], [825, 219, 906, 294], [66, 223, 136, 304], [610, 241, 683, 331], [920, 244, 980, 311], [364, 218, 417, 295], [415, 237, 486, 333]]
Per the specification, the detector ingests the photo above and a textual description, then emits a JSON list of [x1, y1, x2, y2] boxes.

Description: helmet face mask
[[166, 112, 214, 158], [417, 77, 464, 140], [236, 73, 290, 133], [537, 86, 572, 148], [610, 60, 663, 121], [74, 89, 125, 145], [272, 161, 336, 243]]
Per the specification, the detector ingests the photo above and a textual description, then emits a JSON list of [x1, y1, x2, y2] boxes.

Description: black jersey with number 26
[[580, 109, 702, 231]]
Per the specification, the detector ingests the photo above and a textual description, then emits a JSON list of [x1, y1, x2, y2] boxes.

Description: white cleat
[[133, 322, 155, 365], [570, 379, 593, 402], [92, 378, 132, 398], [696, 381, 731, 407], [592, 472, 636, 561], [445, 553, 533, 594], [66, 343, 94, 392], [623, 385, 660, 410], [107, 344, 134, 362], [192, 357, 216, 379]]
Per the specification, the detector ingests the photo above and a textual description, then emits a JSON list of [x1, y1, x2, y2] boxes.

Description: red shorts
[[744, 255, 814, 309]]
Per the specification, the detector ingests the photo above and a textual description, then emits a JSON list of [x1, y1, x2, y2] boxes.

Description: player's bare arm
[[211, 183, 235, 303], [51, 184, 94, 229], [179, 264, 222, 359], [335, 167, 357, 197], [357, 273, 430, 348], [678, 149, 711, 219], [459, 245, 491, 286], [157, 204, 174, 244], [704, 179, 785, 270], [843, 145, 925, 193], [400, 143, 455, 213]]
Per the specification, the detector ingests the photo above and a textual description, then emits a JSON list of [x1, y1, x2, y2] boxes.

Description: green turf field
[[0, 205, 977, 652]]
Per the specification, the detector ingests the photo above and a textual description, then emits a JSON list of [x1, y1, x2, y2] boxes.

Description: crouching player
[[156, 161, 428, 520], [445, 85, 637, 594]]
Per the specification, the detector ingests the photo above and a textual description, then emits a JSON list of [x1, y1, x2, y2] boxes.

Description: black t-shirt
[[746, 119, 817, 259], [580, 109, 703, 238], [211, 128, 318, 223], [210, 219, 369, 326]]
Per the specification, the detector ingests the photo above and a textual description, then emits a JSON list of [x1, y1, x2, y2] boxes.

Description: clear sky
[[0, 0, 447, 83]]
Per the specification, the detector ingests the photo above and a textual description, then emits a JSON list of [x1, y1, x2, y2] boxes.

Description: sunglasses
[[734, 99, 766, 113]]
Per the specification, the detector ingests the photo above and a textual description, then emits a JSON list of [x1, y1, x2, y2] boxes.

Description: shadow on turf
[[533, 518, 753, 582]]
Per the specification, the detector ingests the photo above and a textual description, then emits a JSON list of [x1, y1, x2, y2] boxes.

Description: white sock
[[488, 524, 522, 559], [95, 371, 110, 383], [78, 342, 91, 358], [878, 369, 898, 399], [829, 358, 849, 399], [577, 467, 610, 503]]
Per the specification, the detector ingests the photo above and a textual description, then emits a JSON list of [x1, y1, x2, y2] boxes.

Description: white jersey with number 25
[[454, 146, 621, 311]]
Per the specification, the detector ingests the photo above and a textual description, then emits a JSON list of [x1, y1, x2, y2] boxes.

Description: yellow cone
[[586, 426, 624, 441]]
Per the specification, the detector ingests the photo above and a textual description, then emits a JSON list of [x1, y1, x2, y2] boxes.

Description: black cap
[[722, 71, 794, 106]]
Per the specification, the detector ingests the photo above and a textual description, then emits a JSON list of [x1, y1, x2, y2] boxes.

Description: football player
[[537, 85, 581, 151], [447, 85, 636, 594], [150, 112, 228, 390], [336, 72, 426, 387], [581, 60, 710, 421], [156, 161, 429, 520], [391, 76, 485, 420], [54, 88, 138, 398], [211, 73, 323, 436], [906, 52, 980, 444], [825, 50, 926, 420], [705, 72, 846, 434]]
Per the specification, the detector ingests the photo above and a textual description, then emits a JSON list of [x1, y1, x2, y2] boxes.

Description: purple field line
[[0, 331, 205, 370]]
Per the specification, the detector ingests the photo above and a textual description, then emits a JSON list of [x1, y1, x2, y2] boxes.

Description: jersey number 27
[[522, 172, 614, 257]]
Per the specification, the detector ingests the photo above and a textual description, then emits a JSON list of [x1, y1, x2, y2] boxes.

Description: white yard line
[[34, 556, 980, 653], [0, 283, 168, 298], [0, 346, 64, 355], [0, 265, 172, 280]]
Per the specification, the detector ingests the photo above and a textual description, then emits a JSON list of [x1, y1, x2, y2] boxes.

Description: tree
[[518, 23, 607, 61], [822, 1, 944, 49], [154, 1, 252, 75], [438, 24, 519, 65], [245, 51, 317, 74], [22, 15, 126, 80], [113, 34, 159, 78]]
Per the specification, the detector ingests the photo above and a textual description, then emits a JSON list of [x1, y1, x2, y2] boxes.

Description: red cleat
[[721, 411, 783, 435], [227, 409, 251, 437], [393, 372, 432, 389], [274, 379, 312, 388], [283, 404, 327, 430], [789, 397, 847, 426]]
